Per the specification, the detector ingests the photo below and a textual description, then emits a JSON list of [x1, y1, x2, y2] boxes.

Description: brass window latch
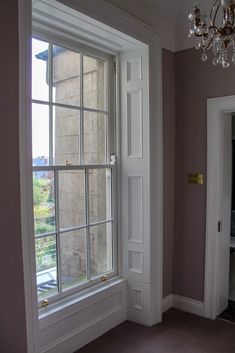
[[42, 299, 49, 307], [101, 275, 108, 282]]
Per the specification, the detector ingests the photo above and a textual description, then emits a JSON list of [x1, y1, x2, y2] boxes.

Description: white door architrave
[[205, 95, 235, 319]]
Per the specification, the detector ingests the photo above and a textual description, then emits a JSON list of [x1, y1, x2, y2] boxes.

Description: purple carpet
[[76, 309, 235, 353]]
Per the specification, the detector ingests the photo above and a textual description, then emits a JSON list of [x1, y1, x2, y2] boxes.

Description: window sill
[[38, 276, 126, 330]]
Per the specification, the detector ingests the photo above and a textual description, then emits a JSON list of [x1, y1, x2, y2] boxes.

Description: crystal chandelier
[[188, 0, 235, 68]]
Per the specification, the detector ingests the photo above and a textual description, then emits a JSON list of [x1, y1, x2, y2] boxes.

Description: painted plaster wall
[[162, 49, 175, 297], [0, 1, 28, 352], [174, 49, 235, 301]]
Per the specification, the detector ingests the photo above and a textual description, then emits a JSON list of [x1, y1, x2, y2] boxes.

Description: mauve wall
[[0, 2, 28, 352], [174, 48, 235, 301], [162, 49, 175, 297]]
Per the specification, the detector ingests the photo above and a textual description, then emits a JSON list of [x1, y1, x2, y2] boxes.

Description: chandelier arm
[[205, 37, 214, 50], [194, 35, 213, 50], [208, 25, 220, 33], [210, 0, 220, 26], [195, 33, 208, 38], [231, 7, 235, 27], [194, 25, 219, 38], [212, 2, 221, 27], [201, 38, 212, 50], [216, 25, 234, 35]]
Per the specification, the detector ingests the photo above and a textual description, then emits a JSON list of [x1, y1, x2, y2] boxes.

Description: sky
[[32, 38, 50, 159]]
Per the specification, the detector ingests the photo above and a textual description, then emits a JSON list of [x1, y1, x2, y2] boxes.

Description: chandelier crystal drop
[[188, 0, 235, 68]]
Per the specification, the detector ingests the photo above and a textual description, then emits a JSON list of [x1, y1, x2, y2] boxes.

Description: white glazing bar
[[105, 59, 109, 164], [35, 231, 57, 239], [80, 53, 84, 165], [54, 169, 62, 295], [49, 41, 53, 166], [33, 164, 115, 171], [31, 99, 109, 115], [59, 219, 114, 235], [111, 167, 116, 272], [85, 169, 91, 281], [80, 106, 109, 115], [105, 113, 109, 164]]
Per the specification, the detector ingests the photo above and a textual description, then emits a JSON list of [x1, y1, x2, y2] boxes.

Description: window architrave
[[19, 1, 163, 352]]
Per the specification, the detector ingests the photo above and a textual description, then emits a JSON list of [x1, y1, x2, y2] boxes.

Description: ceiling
[[104, 0, 216, 52]]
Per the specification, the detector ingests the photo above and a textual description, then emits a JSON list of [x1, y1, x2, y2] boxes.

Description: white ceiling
[[104, 0, 216, 52]]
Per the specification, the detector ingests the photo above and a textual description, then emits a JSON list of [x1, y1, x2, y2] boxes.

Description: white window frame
[[19, 1, 163, 352], [32, 31, 118, 308]]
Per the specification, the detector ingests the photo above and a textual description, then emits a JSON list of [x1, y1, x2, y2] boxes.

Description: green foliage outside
[[33, 176, 56, 272]]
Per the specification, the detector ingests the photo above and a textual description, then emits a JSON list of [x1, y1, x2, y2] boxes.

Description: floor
[[229, 249, 235, 300], [219, 300, 235, 324], [76, 309, 235, 353]]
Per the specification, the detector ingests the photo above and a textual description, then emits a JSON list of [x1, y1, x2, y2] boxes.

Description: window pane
[[90, 222, 113, 278], [58, 170, 85, 230], [89, 168, 112, 224], [53, 45, 81, 107], [83, 55, 107, 110], [60, 229, 87, 289], [36, 235, 58, 300], [32, 38, 49, 101], [33, 172, 55, 235], [83, 111, 106, 164], [32, 103, 49, 165], [53, 106, 80, 165]]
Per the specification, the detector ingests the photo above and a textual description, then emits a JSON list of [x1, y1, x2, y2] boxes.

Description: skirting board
[[162, 294, 173, 313], [162, 294, 204, 317]]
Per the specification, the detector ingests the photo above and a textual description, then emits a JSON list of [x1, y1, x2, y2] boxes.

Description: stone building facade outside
[[36, 44, 112, 290]]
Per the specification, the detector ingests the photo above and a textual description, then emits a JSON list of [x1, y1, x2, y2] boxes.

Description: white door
[[217, 113, 232, 315]]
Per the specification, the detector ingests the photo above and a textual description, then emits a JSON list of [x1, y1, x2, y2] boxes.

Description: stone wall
[[53, 47, 111, 285]]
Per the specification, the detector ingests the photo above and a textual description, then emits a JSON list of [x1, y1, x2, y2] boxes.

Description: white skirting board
[[162, 294, 205, 317], [162, 294, 173, 313]]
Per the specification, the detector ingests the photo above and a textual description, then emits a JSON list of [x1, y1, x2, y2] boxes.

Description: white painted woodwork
[[19, 0, 163, 351], [120, 47, 154, 325], [205, 96, 235, 319], [127, 90, 143, 158], [162, 294, 204, 317], [128, 250, 144, 273], [172, 295, 205, 317], [19, 1, 40, 352], [39, 279, 126, 353], [217, 113, 232, 314], [128, 176, 143, 243], [32, 0, 143, 53], [162, 294, 173, 313]]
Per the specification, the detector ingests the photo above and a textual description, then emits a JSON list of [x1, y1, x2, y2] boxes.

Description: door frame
[[205, 95, 235, 319]]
